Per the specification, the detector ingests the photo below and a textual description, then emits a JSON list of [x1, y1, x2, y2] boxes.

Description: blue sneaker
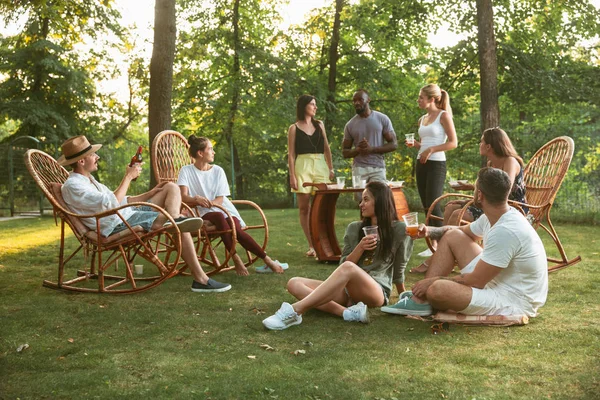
[[381, 295, 433, 316], [399, 290, 412, 300], [255, 261, 289, 274]]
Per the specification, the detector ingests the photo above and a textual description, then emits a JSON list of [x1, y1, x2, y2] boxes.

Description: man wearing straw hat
[[58, 135, 231, 293]]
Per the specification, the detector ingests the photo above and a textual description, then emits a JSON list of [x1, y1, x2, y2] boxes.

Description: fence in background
[[1, 137, 598, 224]]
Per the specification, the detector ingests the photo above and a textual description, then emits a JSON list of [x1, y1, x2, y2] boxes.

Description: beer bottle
[[129, 146, 143, 181]]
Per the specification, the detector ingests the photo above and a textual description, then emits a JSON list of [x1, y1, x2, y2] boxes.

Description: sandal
[[410, 261, 429, 274], [305, 248, 316, 257]]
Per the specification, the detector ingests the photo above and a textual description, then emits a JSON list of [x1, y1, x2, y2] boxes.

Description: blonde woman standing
[[408, 84, 457, 268], [288, 95, 335, 257]]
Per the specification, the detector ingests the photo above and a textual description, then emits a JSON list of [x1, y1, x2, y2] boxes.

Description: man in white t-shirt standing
[[382, 167, 548, 317], [342, 89, 397, 197]]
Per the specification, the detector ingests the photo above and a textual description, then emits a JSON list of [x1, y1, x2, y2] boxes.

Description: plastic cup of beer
[[352, 175, 362, 188], [362, 225, 379, 241], [336, 177, 345, 189], [134, 264, 144, 275], [405, 133, 415, 147], [402, 212, 419, 238]]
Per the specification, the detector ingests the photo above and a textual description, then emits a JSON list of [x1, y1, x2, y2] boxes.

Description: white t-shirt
[[469, 208, 548, 315], [177, 164, 245, 226], [417, 110, 447, 162]]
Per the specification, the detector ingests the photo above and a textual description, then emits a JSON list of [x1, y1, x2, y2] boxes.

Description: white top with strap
[[417, 110, 448, 162]]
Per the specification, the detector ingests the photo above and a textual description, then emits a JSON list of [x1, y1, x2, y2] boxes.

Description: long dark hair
[[188, 135, 210, 159], [296, 94, 321, 131], [482, 127, 524, 167], [360, 181, 398, 257]]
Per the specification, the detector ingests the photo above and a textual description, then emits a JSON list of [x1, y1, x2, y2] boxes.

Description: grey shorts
[[110, 206, 159, 236]]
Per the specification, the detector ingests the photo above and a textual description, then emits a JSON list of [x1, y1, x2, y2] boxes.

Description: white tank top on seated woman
[[418, 110, 447, 162]]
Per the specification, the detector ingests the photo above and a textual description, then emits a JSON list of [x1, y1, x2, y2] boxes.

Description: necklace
[[297, 123, 321, 152]]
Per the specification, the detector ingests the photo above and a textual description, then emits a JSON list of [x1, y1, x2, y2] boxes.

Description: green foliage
[[0, 0, 128, 142]]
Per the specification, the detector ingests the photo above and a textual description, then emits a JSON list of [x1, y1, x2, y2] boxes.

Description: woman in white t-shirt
[[177, 136, 284, 275]]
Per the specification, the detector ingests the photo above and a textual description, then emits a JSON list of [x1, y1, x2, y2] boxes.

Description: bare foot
[[233, 254, 248, 276], [264, 256, 284, 274], [305, 248, 316, 257], [410, 261, 429, 274]]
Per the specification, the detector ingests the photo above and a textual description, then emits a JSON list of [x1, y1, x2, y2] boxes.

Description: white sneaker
[[262, 302, 302, 330], [417, 248, 433, 257], [343, 302, 369, 323]]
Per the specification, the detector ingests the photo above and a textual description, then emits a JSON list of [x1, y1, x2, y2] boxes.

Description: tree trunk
[[148, 0, 176, 187], [223, 0, 243, 199], [325, 0, 344, 137], [476, 0, 499, 167]]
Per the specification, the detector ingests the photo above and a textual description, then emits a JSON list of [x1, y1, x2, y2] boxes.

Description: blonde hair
[[421, 84, 452, 116]]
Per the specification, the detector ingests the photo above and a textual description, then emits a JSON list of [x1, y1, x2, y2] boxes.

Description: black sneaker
[[164, 216, 203, 233], [191, 278, 231, 293]]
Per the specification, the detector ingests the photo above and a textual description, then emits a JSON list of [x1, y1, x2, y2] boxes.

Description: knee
[[287, 277, 303, 294], [426, 280, 447, 303], [335, 261, 358, 277], [163, 182, 178, 192], [298, 204, 310, 215]]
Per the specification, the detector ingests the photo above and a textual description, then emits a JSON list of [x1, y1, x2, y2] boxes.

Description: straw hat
[[57, 135, 102, 166]]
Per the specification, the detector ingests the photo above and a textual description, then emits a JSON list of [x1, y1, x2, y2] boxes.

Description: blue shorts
[[110, 206, 159, 236]]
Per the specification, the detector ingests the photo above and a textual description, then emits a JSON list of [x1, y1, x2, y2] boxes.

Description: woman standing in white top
[[408, 84, 457, 270], [178, 136, 284, 275]]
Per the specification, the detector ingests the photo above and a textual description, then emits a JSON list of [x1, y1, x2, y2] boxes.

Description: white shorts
[[351, 166, 387, 183], [459, 255, 531, 316], [351, 166, 386, 201]]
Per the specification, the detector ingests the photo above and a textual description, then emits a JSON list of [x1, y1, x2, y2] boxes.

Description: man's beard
[[355, 106, 365, 115]]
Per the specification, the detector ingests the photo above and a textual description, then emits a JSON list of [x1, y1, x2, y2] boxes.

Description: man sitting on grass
[[381, 167, 547, 318], [58, 135, 231, 293]]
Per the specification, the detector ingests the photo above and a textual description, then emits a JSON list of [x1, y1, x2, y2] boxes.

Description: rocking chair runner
[[151, 130, 269, 275], [425, 136, 581, 273], [24, 149, 184, 294]]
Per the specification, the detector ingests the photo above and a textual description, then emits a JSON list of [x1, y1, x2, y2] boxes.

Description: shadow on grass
[[1, 212, 599, 399]]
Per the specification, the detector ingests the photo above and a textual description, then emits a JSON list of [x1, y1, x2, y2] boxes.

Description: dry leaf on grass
[[247, 355, 256, 359], [303, 341, 313, 347], [250, 307, 265, 315], [16, 343, 29, 352], [260, 344, 275, 351], [293, 349, 306, 356], [67, 338, 74, 343]]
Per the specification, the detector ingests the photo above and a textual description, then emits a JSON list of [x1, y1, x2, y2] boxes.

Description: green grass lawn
[[1, 210, 599, 399]]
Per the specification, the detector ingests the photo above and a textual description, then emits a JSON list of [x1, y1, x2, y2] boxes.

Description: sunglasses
[[430, 322, 450, 335]]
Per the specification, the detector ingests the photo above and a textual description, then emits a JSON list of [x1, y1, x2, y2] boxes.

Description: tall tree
[[148, 0, 177, 186], [325, 0, 344, 135], [476, 0, 499, 135]]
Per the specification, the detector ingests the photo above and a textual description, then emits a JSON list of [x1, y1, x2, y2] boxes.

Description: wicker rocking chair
[[151, 130, 269, 275], [24, 149, 184, 293], [425, 136, 581, 273]]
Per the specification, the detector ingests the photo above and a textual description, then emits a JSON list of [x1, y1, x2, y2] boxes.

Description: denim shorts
[[110, 206, 159, 236], [344, 285, 389, 307]]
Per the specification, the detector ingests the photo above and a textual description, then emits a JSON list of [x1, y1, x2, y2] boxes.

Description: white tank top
[[417, 110, 447, 162]]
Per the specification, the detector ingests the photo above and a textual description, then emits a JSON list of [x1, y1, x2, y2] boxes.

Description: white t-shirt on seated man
[[382, 167, 548, 318], [465, 208, 547, 316]]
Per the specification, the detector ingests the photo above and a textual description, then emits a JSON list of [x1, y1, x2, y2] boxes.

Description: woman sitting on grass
[[262, 181, 413, 330], [177, 135, 285, 275]]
